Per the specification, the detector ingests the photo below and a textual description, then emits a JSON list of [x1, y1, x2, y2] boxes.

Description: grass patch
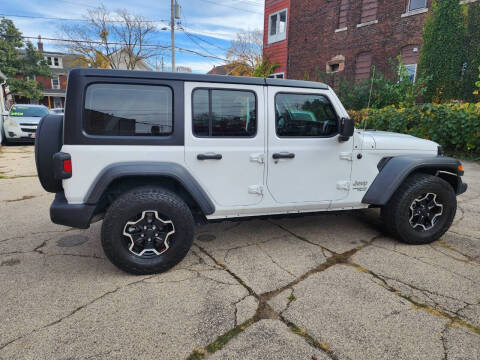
[[186, 319, 255, 360]]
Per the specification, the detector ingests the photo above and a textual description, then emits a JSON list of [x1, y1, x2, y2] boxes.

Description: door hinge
[[248, 185, 264, 195], [249, 153, 264, 164], [339, 152, 353, 161], [336, 181, 350, 191]]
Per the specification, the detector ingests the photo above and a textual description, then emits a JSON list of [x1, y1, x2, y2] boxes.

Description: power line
[[16, 35, 228, 62], [195, 0, 263, 14], [0, 13, 170, 24]]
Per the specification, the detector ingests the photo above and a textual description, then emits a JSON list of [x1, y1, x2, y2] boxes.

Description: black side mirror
[[339, 117, 354, 142]]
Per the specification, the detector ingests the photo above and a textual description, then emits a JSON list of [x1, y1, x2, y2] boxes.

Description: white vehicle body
[[34, 69, 466, 274], [3, 104, 49, 143], [60, 81, 438, 220]]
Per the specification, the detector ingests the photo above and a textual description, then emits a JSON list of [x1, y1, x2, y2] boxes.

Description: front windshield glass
[[10, 105, 49, 117]]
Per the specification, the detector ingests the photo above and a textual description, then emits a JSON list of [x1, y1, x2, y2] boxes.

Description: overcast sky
[[0, 0, 265, 73]]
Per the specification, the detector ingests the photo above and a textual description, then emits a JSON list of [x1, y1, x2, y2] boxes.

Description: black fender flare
[[362, 155, 463, 206], [85, 162, 215, 215]]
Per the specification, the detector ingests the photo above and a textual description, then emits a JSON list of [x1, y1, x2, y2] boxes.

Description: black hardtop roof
[[69, 68, 329, 90]]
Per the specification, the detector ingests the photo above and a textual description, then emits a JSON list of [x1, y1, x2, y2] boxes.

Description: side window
[[408, 0, 427, 12], [84, 83, 173, 136], [192, 89, 257, 137], [275, 93, 338, 137]]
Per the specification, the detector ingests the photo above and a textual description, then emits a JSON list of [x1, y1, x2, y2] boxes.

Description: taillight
[[53, 152, 72, 180], [63, 159, 72, 173]]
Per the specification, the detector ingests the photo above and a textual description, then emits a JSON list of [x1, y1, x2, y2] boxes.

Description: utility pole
[[161, 57, 165, 72], [171, 0, 175, 72]]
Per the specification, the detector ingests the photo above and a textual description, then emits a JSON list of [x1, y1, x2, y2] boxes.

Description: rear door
[[184, 82, 265, 207]]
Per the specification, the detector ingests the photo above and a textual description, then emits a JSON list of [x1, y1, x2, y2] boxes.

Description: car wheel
[[101, 186, 195, 275], [381, 173, 456, 245]]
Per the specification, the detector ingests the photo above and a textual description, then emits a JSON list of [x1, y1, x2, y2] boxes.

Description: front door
[[184, 82, 265, 207], [266, 87, 353, 204]]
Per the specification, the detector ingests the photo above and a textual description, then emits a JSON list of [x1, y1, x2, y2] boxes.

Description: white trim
[[356, 20, 378, 28], [51, 76, 60, 89], [401, 8, 428, 18], [335, 27, 348, 33], [268, 8, 288, 44], [267, 72, 285, 79]]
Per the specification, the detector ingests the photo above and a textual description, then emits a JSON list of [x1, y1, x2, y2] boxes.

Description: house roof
[[69, 68, 329, 90], [207, 65, 228, 75]]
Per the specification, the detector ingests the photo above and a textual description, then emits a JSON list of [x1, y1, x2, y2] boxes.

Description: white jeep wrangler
[[35, 69, 467, 274]]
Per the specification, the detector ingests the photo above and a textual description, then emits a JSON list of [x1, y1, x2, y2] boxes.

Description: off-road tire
[[101, 186, 195, 275], [381, 173, 456, 245]]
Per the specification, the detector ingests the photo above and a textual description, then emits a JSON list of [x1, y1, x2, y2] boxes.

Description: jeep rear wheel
[[381, 173, 457, 245], [101, 187, 194, 275]]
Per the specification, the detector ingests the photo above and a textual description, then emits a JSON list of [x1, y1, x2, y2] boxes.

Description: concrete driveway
[[0, 145, 479, 360]]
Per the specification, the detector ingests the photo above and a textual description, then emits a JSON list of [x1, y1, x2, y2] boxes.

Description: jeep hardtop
[[35, 68, 467, 274]]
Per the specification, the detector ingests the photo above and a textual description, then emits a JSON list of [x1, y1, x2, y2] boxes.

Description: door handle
[[272, 152, 295, 160], [197, 153, 222, 160]]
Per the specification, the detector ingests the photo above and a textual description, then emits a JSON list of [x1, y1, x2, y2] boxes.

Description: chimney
[[37, 35, 43, 52]]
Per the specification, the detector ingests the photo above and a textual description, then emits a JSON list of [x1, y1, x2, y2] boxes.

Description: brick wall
[[264, 0, 290, 76], [287, 0, 433, 82]]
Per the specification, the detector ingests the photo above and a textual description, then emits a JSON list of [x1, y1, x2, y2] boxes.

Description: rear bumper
[[50, 192, 96, 229]]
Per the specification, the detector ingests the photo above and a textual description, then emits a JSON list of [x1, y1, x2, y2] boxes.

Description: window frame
[[407, 0, 427, 12], [268, 9, 288, 44], [274, 92, 340, 139], [82, 81, 175, 139], [191, 87, 258, 139], [51, 76, 60, 89]]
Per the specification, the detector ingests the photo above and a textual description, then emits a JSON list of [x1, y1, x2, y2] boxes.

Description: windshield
[[10, 105, 49, 117]]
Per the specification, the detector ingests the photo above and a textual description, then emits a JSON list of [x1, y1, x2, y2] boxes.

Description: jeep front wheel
[[381, 173, 457, 245], [101, 187, 195, 275]]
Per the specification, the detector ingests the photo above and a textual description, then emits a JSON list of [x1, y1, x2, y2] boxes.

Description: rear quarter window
[[84, 83, 173, 136]]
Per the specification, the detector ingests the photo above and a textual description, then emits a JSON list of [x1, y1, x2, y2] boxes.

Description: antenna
[[364, 65, 376, 132]]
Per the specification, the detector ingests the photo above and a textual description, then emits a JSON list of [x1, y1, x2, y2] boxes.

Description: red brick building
[[263, 0, 476, 83], [263, 0, 290, 79]]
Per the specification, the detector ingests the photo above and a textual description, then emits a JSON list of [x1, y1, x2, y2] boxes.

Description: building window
[[355, 52, 372, 82], [84, 84, 173, 137], [45, 56, 62, 68], [404, 64, 417, 82], [268, 9, 287, 44], [53, 97, 62, 109], [192, 89, 257, 137], [338, 0, 349, 30], [408, 0, 427, 12], [268, 73, 284, 79], [275, 93, 338, 137], [360, 0, 378, 24], [46, 57, 52, 66], [326, 55, 345, 73], [51, 76, 60, 89], [401, 45, 420, 82]]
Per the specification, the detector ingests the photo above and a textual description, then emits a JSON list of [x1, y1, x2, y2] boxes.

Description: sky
[[0, 0, 265, 73]]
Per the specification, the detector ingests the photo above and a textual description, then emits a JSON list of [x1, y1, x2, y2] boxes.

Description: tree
[[461, 2, 480, 102], [418, 0, 466, 102], [252, 58, 279, 78], [225, 30, 263, 76], [0, 18, 51, 100], [61, 6, 160, 70], [474, 65, 480, 96]]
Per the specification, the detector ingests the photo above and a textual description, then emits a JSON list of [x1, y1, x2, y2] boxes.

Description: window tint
[[409, 0, 427, 11], [84, 84, 173, 136], [192, 89, 256, 137], [275, 93, 338, 137]]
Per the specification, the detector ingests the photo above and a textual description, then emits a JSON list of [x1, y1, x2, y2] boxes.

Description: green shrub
[[349, 103, 480, 154]]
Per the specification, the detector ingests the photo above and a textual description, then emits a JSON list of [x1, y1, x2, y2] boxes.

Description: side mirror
[[339, 117, 354, 142]]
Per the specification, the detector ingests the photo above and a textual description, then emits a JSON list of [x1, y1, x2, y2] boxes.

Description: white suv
[[35, 69, 467, 274]]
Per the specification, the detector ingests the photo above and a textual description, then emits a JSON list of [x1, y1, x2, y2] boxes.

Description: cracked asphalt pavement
[[1, 145, 479, 360]]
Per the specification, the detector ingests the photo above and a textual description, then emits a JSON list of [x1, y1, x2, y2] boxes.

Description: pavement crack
[[256, 244, 296, 278], [348, 262, 480, 336], [0, 275, 155, 351]]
